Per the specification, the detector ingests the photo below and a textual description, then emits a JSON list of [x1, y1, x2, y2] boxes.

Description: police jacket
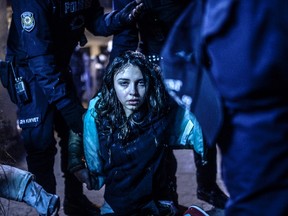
[[6, 0, 134, 110], [161, 0, 288, 145], [110, 0, 191, 61], [70, 94, 204, 215]]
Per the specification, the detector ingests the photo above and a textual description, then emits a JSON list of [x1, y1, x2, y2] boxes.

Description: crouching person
[[68, 51, 205, 215]]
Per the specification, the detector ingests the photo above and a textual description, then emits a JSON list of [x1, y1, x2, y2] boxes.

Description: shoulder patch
[[21, 12, 35, 32]]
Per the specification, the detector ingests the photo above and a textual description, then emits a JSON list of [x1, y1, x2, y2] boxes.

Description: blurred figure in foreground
[[161, 0, 288, 215]]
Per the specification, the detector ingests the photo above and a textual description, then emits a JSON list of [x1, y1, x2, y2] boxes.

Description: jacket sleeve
[[83, 95, 105, 190], [167, 101, 205, 158], [85, 0, 140, 37], [109, 0, 139, 62], [0, 165, 33, 201]]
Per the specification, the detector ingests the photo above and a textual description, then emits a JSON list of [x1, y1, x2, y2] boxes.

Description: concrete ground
[[0, 145, 227, 216]]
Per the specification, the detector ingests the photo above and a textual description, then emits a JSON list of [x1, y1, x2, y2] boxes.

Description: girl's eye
[[138, 81, 145, 86], [119, 81, 129, 86]]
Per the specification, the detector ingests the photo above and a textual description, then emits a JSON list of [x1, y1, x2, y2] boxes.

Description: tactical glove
[[68, 130, 86, 173], [116, 0, 143, 25], [60, 103, 86, 135], [73, 168, 92, 190]]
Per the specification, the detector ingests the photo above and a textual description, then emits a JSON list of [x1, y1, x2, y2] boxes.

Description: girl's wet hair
[[95, 51, 168, 139]]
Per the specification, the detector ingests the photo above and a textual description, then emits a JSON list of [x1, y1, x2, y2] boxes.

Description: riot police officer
[[3, 0, 142, 215], [161, 0, 288, 215]]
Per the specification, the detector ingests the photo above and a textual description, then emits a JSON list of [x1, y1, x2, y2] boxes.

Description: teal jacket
[[82, 95, 204, 190]]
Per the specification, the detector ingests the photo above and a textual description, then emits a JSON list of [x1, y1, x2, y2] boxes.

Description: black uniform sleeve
[[85, 0, 141, 37], [10, 0, 74, 109], [9, 0, 85, 134], [109, 0, 139, 63]]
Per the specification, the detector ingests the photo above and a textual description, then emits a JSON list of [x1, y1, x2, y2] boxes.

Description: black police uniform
[[4, 0, 140, 215], [109, 0, 228, 210], [162, 0, 288, 214]]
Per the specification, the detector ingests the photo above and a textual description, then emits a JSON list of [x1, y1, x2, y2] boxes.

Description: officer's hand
[[68, 130, 86, 173], [74, 168, 92, 190], [118, 0, 144, 24]]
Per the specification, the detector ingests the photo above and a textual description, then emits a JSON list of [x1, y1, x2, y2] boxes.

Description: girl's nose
[[129, 83, 138, 95]]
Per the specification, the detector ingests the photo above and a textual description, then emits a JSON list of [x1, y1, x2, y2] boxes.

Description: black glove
[[116, 0, 144, 25], [74, 168, 92, 190], [68, 130, 93, 190], [68, 130, 86, 173], [60, 103, 86, 135]]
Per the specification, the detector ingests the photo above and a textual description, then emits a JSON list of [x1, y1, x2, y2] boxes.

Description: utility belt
[[0, 59, 30, 104]]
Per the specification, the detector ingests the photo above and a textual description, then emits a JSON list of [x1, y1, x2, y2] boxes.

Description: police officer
[[4, 0, 143, 215], [161, 0, 288, 215], [109, 0, 228, 210]]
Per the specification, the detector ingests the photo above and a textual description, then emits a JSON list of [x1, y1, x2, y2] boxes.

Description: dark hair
[[95, 51, 168, 139]]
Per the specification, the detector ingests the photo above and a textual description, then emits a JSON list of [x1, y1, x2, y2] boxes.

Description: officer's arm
[[109, 0, 139, 62], [85, 0, 143, 37]]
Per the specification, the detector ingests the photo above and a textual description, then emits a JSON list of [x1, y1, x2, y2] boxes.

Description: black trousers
[[194, 145, 217, 189]]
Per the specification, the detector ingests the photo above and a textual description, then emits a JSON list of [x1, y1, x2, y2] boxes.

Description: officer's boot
[[194, 146, 228, 209], [23, 180, 60, 216], [63, 173, 100, 216]]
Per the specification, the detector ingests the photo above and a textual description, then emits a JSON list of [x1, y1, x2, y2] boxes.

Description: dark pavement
[[1, 144, 226, 216]]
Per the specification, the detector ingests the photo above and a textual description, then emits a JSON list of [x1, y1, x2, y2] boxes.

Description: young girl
[[69, 51, 204, 216]]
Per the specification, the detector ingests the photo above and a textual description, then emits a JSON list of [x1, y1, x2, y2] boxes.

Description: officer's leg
[[22, 126, 57, 194], [18, 73, 57, 194], [194, 145, 228, 209], [164, 150, 178, 206], [156, 149, 187, 215], [54, 103, 99, 216]]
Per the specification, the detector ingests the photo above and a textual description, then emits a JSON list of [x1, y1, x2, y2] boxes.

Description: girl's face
[[114, 65, 147, 117]]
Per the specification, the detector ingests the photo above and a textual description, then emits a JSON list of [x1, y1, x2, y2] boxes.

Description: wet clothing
[[109, 0, 194, 208], [110, 1, 222, 205], [69, 95, 204, 215], [4, 0, 139, 196], [161, 0, 288, 215], [99, 109, 176, 215]]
